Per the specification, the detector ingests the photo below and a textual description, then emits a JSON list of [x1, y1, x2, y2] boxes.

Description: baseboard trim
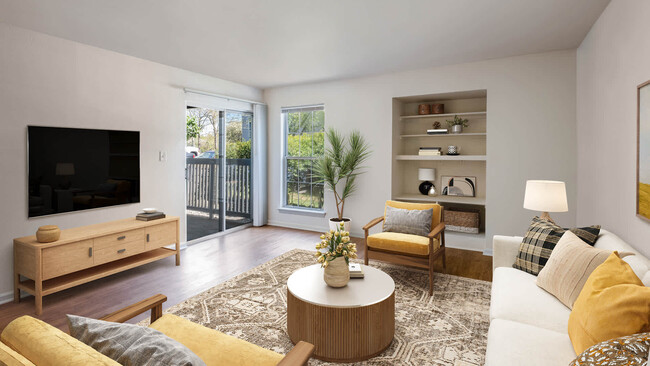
[[267, 220, 364, 238], [0, 290, 30, 306], [482, 248, 493, 257]]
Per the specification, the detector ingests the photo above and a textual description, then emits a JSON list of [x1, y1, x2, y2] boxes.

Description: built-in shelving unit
[[391, 89, 488, 252]]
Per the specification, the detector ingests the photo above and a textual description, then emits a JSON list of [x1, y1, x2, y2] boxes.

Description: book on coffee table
[[349, 263, 365, 279]]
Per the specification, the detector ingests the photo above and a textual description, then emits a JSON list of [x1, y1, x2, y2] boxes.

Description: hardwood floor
[[0, 225, 492, 332]]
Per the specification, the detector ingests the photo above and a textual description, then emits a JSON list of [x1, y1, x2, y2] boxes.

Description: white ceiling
[[0, 0, 609, 89]]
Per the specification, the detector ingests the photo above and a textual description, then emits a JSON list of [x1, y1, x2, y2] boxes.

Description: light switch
[[159, 151, 167, 162]]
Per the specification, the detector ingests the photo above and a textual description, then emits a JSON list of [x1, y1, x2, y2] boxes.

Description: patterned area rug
[[141, 249, 491, 365]]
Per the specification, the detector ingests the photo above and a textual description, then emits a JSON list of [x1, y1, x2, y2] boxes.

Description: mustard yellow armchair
[[0, 295, 314, 366], [363, 200, 446, 295]]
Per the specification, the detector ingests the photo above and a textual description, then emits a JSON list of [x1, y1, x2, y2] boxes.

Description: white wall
[[264, 50, 578, 250], [0, 23, 262, 299], [577, 0, 650, 257]]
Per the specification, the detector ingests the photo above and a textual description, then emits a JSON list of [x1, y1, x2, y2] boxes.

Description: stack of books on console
[[427, 129, 448, 135], [349, 263, 365, 279], [418, 147, 442, 156], [136, 212, 166, 221]]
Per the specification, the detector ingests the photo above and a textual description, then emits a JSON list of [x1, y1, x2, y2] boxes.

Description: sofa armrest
[[492, 235, 523, 271], [100, 294, 167, 324], [276, 341, 314, 366]]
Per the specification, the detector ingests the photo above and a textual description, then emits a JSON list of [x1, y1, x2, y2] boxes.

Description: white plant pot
[[329, 218, 351, 233]]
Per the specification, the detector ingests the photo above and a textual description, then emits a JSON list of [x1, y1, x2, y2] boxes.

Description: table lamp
[[523, 180, 568, 224], [418, 168, 436, 196], [55, 163, 75, 189]]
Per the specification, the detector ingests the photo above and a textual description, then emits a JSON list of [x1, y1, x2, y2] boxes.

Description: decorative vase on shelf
[[451, 125, 463, 134], [324, 257, 350, 288]]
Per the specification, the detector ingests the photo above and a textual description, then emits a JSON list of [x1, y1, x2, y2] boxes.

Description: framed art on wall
[[441, 176, 476, 197], [638, 80, 650, 221]]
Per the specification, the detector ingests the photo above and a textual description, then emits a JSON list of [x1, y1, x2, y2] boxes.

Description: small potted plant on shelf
[[316, 223, 358, 287], [446, 115, 469, 134], [313, 128, 371, 232]]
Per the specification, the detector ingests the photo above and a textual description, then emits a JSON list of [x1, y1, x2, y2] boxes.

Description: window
[[282, 105, 325, 210]]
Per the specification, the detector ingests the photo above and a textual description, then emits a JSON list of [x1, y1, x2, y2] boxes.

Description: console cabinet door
[[42, 240, 94, 280], [145, 222, 176, 249]]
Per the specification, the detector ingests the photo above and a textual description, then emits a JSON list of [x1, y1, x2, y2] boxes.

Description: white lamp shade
[[418, 168, 435, 181], [55, 163, 75, 176], [523, 180, 568, 213]]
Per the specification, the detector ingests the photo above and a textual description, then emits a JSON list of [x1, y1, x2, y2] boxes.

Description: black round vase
[[419, 181, 433, 195]]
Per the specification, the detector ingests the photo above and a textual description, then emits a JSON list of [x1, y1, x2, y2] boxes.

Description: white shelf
[[394, 194, 486, 206], [395, 155, 486, 161], [401, 111, 486, 120], [400, 133, 486, 138]]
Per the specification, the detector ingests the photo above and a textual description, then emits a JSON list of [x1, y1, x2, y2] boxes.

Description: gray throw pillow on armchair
[[67, 315, 206, 366], [383, 206, 433, 237]]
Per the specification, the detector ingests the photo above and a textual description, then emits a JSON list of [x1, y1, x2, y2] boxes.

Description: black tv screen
[[28, 126, 140, 217]]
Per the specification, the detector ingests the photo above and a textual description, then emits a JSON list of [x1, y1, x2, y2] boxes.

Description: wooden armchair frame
[[98, 294, 315, 366], [363, 211, 446, 296]]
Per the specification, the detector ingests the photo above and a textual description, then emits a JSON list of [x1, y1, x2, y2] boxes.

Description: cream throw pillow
[[537, 230, 613, 309]]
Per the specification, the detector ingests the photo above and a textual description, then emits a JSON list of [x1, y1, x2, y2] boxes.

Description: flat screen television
[[28, 126, 140, 217]]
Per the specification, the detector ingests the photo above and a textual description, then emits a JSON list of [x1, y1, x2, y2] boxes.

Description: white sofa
[[485, 229, 650, 366]]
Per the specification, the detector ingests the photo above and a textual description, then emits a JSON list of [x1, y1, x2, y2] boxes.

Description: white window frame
[[279, 104, 326, 216]]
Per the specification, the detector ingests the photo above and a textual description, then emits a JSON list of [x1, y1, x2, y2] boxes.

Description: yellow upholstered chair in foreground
[[0, 295, 314, 366], [364, 200, 446, 295]]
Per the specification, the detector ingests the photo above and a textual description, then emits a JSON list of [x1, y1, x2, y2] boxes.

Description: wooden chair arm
[[276, 341, 315, 366], [363, 216, 384, 231], [100, 294, 167, 324], [427, 223, 445, 239]]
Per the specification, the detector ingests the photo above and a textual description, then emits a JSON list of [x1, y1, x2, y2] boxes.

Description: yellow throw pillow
[[568, 252, 650, 354]]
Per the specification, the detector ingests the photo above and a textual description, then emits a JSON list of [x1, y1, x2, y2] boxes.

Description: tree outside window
[[283, 106, 325, 209]]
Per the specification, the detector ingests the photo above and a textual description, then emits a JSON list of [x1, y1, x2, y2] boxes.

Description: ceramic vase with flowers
[[315, 223, 358, 287]]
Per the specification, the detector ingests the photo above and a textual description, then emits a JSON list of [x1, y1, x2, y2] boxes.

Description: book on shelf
[[426, 129, 448, 134], [419, 147, 442, 156], [136, 212, 166, 221], [349, 263, 365, 279]]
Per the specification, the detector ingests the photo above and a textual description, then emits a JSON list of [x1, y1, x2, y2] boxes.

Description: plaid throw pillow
[[513, 217, 600, 275]]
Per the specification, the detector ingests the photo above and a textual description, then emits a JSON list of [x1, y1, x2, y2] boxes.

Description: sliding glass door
[[185, 106, 253, 242]]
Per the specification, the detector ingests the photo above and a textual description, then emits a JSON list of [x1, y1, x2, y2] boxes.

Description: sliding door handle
[[89, 247, 93, 257], [146, 234, 150, 242]]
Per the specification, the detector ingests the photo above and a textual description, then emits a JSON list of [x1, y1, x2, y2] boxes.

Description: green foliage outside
[[186, 115, 200, 141], [285, 109, 325, 209], [226, 140, 251, 159]]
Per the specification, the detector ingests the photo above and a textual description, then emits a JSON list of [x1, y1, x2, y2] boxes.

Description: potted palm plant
[[313, 128, 371, 232]]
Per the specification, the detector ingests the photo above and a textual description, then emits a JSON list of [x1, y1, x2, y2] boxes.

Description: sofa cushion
[[383, 206, 432, 236], [594, 230, 650, 284], [491, 267, 570, 334], [513, 216, 600, 275], [485, 318, 576, 366], [367, 232, 439, 256], [149, 314, 284, 366], [569, 252, 650, 354], [536, 231, 614, 309], [67, 315, 205, 366], [0, 316, 119, 366], [0, 342, 35, 366], [570, 332, 649, 366]]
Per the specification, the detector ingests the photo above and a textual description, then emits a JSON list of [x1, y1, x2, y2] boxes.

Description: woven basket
[[444, 208, 480, 234]]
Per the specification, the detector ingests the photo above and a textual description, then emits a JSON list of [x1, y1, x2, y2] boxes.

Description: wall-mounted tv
[[28, 126, 140, 218]]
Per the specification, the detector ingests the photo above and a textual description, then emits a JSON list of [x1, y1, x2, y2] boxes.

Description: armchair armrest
[[427, 223, 445, 239], [100, 294, 167, 324], [492, 235, 524, 271], [363, 216, 384, 232], [277, 341, 315, 366]]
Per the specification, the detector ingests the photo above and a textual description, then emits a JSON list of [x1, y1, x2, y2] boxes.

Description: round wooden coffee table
[[286, 264, 395, 362]]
